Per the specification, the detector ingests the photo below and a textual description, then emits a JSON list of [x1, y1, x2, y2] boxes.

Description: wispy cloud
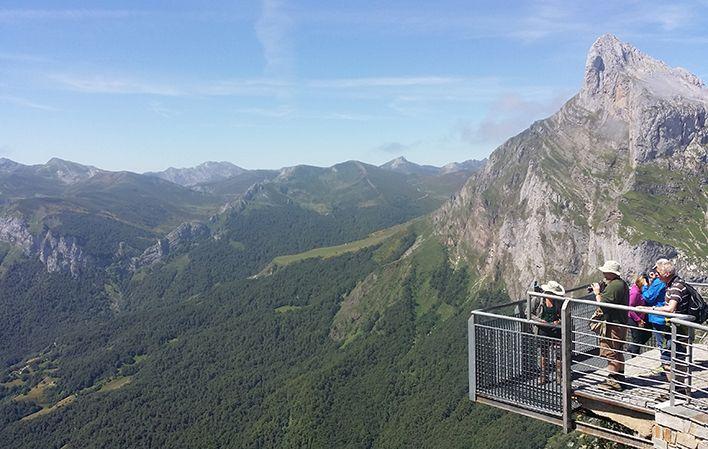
[[231, 105, 296, 118], [255, 0, 294, 77], [148, 101, 180, 118], [300, 0, 707, 44], [309, 76, 460, 88], [198, 79, 292, 96], [51, 73, 298, 98], [52, 74, 184, 96], [457, 91, 569, 145], [0, 9, 145, 21], [0, 95, 59, 111]]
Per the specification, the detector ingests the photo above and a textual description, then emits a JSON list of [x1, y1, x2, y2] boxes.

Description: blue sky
[[2, 0, 708, 172]]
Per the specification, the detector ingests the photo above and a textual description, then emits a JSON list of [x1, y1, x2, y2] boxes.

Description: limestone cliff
[[433, 34, 708, 297]]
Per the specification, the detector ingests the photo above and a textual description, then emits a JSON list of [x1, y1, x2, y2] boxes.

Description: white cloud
[[457, 91, 570, 145], [255, 0, 294, 77], [51, 74, 293, 97], [52, 74, 184, 96], [0, 95, 59, 111], [148, 101, 180, 118]]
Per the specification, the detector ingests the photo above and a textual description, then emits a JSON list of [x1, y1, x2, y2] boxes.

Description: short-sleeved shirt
[[665, 275, 690, 315], [599, 278, 629, 324]]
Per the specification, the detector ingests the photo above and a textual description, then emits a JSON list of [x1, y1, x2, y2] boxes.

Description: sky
[[1, 0, 708, 172]]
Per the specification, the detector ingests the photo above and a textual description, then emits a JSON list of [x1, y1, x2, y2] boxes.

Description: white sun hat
[[540, 280, 566, 296], [598, 260, 622, 276]]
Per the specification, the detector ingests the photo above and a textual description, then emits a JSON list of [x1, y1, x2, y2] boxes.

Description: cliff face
[[0, 217, 89, 276], [433, 34, 708, 297]]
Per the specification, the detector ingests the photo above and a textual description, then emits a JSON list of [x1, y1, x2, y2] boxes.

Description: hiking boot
[[597, 378, 623, 391]]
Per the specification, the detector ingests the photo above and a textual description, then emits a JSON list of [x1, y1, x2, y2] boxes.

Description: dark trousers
[[627, 321, 652, 355]]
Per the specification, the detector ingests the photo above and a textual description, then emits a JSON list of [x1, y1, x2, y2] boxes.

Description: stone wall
[[653, 401, 708, 449]]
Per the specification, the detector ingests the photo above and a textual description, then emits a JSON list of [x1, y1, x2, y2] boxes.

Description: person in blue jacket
[[642, 261, 668, 371]]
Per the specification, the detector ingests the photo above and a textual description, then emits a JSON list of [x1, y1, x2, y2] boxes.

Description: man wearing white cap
[[592, 260, 630, 391]]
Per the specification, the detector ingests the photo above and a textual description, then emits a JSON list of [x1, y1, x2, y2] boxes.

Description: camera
[[586, 281, 606, 293]]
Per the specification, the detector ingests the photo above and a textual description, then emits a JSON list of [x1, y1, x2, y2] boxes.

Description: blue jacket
[[642, 278, 667, 325]]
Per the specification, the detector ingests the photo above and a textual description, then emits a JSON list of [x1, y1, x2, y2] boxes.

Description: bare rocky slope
[[433, 34, 708, 297]]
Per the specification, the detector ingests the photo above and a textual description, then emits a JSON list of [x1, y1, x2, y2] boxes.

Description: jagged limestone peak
[[433, 33, 708, 298], [580, 34, 707, 115]]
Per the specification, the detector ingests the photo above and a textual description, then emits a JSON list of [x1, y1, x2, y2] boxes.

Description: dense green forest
[[0, 229, 558, 449]]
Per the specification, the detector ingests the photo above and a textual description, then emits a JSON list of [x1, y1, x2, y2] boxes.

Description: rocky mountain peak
[[380, 156, 439, 175], [580, 34, 707, 115], [0, 158, 22, 173], [434, 34, 708, 298], [146, 161, 246, 187], [44, 158, 102, 184]]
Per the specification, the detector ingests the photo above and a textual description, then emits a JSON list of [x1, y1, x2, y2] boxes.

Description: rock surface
[[131, 222, 210, 270], [433, 34, 708, 297]]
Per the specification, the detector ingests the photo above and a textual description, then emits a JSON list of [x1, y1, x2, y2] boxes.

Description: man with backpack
[[651, 259, 707, 397]]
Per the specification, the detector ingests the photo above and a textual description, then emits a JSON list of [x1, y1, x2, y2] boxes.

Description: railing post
[[561, 299, 573, 433], [469, 313, 476, 402], [669, 321, 677, 406], [687, 326, 694, 400]]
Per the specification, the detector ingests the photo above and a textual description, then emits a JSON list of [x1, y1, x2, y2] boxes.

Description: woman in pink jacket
[[627, 274, 651, 355]]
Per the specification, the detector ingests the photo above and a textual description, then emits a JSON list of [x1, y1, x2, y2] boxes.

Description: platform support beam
[[561, 299, 573, 433]]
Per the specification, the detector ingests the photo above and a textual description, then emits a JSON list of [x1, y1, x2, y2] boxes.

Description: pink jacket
[[628, 284, 646, 324]]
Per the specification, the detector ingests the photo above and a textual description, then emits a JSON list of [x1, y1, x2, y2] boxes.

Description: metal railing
[[468, 282, 708, 435]]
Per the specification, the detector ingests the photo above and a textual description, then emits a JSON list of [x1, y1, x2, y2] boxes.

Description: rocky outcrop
[[433, 34, 708, 298], [218, 182, 266, 214], [0, 216, 91, 276], [37, 231, 89, 276], [131, 222, 210, 270], [0, 216, 34, 254]]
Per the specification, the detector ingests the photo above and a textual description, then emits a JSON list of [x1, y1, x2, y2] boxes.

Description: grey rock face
[[38, 231, 89, 276], [0, 215, 91, 276], [131, 222, 210, 270], [0, 216, 34, 254], [433, 34, 708, 298]]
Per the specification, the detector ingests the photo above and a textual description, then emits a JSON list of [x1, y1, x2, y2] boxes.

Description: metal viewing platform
[[468, 283, 708, 449]]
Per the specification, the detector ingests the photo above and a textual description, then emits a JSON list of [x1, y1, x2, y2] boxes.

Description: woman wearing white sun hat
[[535, 280, 565, 384]]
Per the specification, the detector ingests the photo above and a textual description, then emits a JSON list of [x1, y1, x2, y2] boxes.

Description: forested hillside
[[0, 222, 557, 449]]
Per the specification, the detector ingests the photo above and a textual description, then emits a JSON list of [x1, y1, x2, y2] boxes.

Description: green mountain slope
[[0, 223, 555, 449]]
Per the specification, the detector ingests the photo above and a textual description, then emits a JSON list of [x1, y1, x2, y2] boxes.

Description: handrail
[[526, 291, 696, 322], [473, 299, 527, 313], [688, 282, 708, 288], [470, 309, 559, 328], [671, 317, 708, 332]]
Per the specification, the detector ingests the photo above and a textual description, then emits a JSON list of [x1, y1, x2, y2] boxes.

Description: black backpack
[[685, 283, 708, 324]]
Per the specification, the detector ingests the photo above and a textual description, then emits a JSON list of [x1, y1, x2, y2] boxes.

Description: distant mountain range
[[145, 156, 486, 187], [0, 154, 484, 278]]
